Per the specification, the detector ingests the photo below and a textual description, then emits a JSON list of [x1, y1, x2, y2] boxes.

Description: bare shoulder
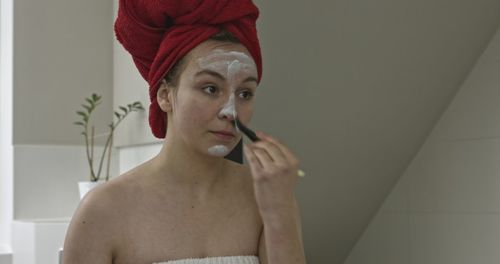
[[77, 170, 140, 220], [62, 171, 140, 263]]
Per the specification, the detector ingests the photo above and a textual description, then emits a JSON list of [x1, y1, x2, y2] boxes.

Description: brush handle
[[235, 118, 260, 142]]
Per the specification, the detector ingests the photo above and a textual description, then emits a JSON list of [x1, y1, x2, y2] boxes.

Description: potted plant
[[74, 93, 144, 198]]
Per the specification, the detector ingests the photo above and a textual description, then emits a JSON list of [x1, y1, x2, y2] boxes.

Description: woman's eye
[[202, 85, 218, 95], [238, 90, 254, 100]]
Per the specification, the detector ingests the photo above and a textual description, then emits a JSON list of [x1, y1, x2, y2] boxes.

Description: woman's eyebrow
[[195, 69, 225, 80], [195, 69, 258, 84], [243, 76, 258, 84]]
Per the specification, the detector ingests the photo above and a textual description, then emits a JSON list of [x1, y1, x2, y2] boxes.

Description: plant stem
[[97, 112, 130, 180], [90, 126, 94, 163], [84, 123, 96, 182], [91, 126, 96, 181], [96, 126, 114, 181], [105, 132, 113, 181]]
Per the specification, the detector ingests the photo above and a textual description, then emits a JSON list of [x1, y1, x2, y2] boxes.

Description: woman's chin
[[207, 145, 231, 157]]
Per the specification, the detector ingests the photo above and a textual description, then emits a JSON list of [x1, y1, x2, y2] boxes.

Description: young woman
[[62, 1, 306, 264]]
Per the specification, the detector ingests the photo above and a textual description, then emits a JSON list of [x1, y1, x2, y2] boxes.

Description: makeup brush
[[233, 118, 306, 178]]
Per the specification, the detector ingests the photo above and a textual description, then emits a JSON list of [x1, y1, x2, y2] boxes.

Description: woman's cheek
[[186, 97, 215, 124], [237, 102, 254, 123]]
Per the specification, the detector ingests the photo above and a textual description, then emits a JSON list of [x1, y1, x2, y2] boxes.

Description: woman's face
[[163, 40, 259, 157]]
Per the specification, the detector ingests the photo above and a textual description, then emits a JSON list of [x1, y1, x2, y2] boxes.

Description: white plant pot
[[78, 181, 103, 199]]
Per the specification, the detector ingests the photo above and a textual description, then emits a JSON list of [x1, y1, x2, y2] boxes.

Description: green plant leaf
[[119, 106, 128, 113], [76, 111, 87, 118], [73, 121, 85, 126], [129, 102, 143, 111], [82, 104, 91, 112], [85, 98, 94, 107], [114, 112, 121, 119]]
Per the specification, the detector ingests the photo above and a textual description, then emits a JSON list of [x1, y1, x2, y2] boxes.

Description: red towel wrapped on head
[[114, 0, 263, 138]]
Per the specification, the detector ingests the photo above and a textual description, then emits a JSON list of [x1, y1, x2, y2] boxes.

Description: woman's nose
[[218, 93, 237, 121], [218, 108, 236, 121]]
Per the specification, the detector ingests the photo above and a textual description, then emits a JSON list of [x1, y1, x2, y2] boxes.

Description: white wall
[[0, 0, 13, 251], [118, 143, 161, 174], [345, 25, 500, 264], [13, 145, 117, 219], [12, 219, 69, 264]]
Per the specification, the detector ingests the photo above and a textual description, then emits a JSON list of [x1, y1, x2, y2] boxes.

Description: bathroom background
[[1, 0, 500, 263]]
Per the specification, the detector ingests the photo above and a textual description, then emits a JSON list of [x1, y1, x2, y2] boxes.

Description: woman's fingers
[[251, 139, 288, 166], [251, 146, 275, 169], [243, 144, 263, 170], [256, 131, 299, 166], [244, 131, 301, 179]]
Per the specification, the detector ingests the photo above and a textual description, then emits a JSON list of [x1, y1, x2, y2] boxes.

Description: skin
[[62, 40, 306, 264]]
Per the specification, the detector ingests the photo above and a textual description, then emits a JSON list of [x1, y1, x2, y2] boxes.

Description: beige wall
[[345, 26, 500, 264], [13, 0, 113, 145]]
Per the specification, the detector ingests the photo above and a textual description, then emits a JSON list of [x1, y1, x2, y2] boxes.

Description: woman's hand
[[243, 131, 300, 220]]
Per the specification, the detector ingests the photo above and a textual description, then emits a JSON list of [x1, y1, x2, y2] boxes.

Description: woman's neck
[[150, 136, 234, 201]]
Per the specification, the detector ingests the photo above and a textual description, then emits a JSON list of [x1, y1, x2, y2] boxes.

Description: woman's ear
[[157, 79, 174, 112]]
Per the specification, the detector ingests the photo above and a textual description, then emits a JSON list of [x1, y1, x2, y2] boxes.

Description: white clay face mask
[[197, 50, 257, 157], [207, 145, 230, 157]]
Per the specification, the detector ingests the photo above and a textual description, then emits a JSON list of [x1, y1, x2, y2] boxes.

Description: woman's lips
[[211, 131, 235, 141]]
